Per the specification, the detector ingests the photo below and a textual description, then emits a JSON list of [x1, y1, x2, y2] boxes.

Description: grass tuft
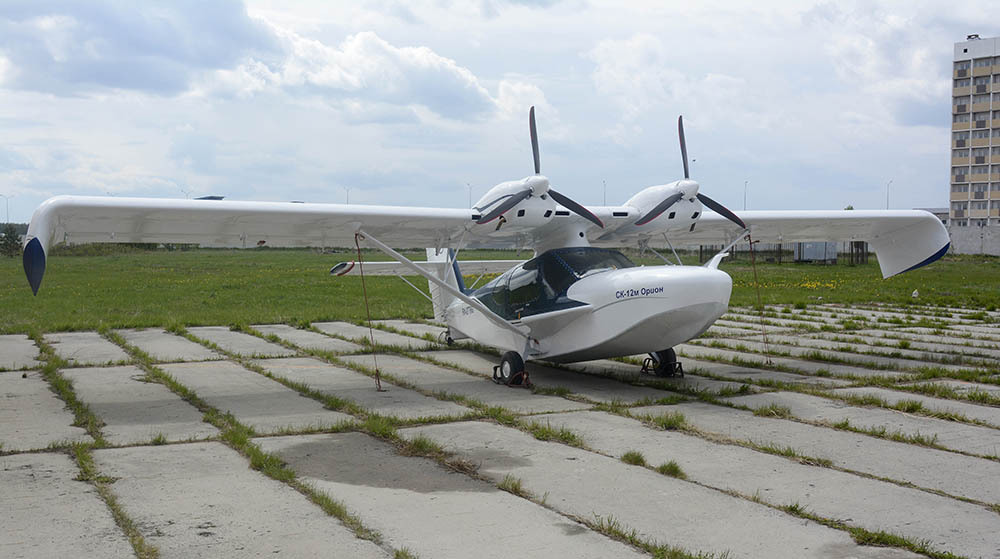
[[620, 450, 647, 466], [752, 403, 793, 418], [656, 460, 687, 479], [650, 411, 687, 430], [497, 474, 531, 498]]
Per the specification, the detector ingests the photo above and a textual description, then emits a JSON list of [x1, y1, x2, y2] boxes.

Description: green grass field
[[1, 247, 997, 334]]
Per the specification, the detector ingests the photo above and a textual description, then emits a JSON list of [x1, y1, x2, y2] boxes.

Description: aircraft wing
[[22, 195, 485, 294], [673, 209, 951, 278]]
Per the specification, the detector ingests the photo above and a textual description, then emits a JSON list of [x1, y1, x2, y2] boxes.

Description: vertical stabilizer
[[426, 248, 464, 322]]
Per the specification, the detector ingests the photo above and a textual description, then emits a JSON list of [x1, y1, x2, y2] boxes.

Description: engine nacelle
[[623, 179, 703, 233], [473, 176, 557, 235]]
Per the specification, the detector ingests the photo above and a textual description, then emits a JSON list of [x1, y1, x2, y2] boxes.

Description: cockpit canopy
[[473, 247, 635, 320]]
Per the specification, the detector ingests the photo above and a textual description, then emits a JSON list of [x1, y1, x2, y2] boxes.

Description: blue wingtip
[[23, 237, 45, 296], [901, 242, 950, 275]]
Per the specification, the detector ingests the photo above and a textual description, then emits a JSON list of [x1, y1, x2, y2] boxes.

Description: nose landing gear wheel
[[641, 348, 684, 377], [493, 351, 531, 387]]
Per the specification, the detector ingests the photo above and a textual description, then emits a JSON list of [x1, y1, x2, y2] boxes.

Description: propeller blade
[[529, 106, 540, 175], [678, 115, 689, 180], [634, 192, 683, 226], [548, 189, 604, 228], [476, 189, 532, 224], [697, 193, 746, 229]]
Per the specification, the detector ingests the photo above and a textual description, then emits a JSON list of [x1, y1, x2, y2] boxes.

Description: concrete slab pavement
[[372, 319, 446, 340], [535, 410, 1000, 559], [0, 335, 39, 370], [116, 328, 223, 362], [682, 358, 852, 387], [0, 371, 91, 451], [419, 350, 671, 403], [313, 321, 441, 350], [186, 326, 296, 357], [254, 357, 470, 420], [401, 421, 916, 559], [0, 452, 135, 558], [726, 391, 1000, 456], [94, 442, 390, 558], [558, 358, 755, 394], [641, 401, 1000, 504], [833, 386, 1000, 428], [676, 343, 912, 379], [256, 432, 648, 559], [159, 361, 352, 433], [340, 353, 588, 414], [252, 324, 363, 353], [62, 366, 218, 445], [44, 331, 130, 366]]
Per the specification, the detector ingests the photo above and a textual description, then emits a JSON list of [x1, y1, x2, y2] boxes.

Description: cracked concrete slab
[[699, 338, 978, 374], [62, 366, 218, 445], [901, 379, 1000, 397], [185, 326, 296, 357], [116, 328, 223, 362], [256, 432, 647, 559], [94, 442, 389, 558], [401, 421, 915, 559], [682, 358, 852, 387], [159, 361, 352, 433], [898, 326, 1000, 344], [807, 329, 1000, 359], [0, 452, 134, 558], [419, 350, 671, 403], [726, 391, 1000, 456], [44, 331, 130, 366], [0, 371, 91, 451], [313, 321, 441, 350], [340, 353, 588, 413], [534, 410, 1000, 559], [252, 324, 363, 353], [832, 385, 1000, 428], [254, 357, 470, 420], [557, 359, 755, 394], [641, 401, 1000, 504], [0, 335, 39, 371], [372, 319, 446, 340], [762, 333, 996, 367], [676, 343, 912, 379]]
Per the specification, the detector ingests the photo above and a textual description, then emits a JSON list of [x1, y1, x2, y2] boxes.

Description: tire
[[497, 351, 525, 384], [653, 348, 679, 377]]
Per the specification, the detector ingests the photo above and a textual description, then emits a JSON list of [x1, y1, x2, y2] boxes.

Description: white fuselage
[[444, 263, 732, 362]]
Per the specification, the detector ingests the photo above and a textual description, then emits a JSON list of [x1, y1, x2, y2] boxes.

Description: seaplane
[[22, 108, 950, 385]]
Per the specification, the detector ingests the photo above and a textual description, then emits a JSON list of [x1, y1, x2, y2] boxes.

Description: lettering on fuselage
[[615, 285, 665, 299]]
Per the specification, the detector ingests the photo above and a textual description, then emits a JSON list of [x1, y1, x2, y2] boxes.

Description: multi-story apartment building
[[951, 34, 1000, 227]]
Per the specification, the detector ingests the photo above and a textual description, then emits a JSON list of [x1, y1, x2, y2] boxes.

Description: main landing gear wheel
[[493, 351, 532, 387], [642, 348, 684, 378]]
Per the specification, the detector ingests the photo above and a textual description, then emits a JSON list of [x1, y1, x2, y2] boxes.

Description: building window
[[973, 58, 993, 68], [992, 200, 1000, 208], [955, 60, 972, 70], [972, 148, 988, 157], [954, 95, 971, 105], [972, 129, 990, 138], [994, 93, 1000, 103], [972, 201, 988, 210], [992, 183, 1000, 191], [954, 78, 971, 87], [973, 111, 990, 121], [972, 183, 988, 192], [955, 131, 970, 140], [954, 113, 971, 123], [951, 201, 968, 210], [971, 165, 988, 175], [992, 164, 1000, 173], [973, 94, 990, 104], [952, 166, 969, 177], [953, 149, 970, 158], [992, 146, 1000, 155], [951, 184, 969, 192], [974, 76, 990, 85], [994, 129, 1000, 138], [995, 74, 1000, 83]]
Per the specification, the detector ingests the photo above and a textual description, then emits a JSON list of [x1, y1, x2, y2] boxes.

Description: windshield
[[473, 247, 635, 319]]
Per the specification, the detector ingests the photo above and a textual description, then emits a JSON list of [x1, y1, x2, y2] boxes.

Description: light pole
[[885, 179, 893, 209], [743, 180, 748, 210], [344, 187, 352, 205], [467, 182, 472, 208]]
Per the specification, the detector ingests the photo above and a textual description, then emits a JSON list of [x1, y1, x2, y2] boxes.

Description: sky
[[0, 0, 997, 223]]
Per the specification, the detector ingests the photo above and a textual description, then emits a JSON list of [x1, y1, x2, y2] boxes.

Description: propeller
[[634, 115, 745, 229], [476, 106, 603, 228]]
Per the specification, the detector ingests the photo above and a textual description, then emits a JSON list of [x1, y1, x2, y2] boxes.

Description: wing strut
[[356, 229, 531, 342]]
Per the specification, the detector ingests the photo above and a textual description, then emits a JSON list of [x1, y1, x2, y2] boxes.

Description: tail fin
[[426, 248, 465, 322]]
